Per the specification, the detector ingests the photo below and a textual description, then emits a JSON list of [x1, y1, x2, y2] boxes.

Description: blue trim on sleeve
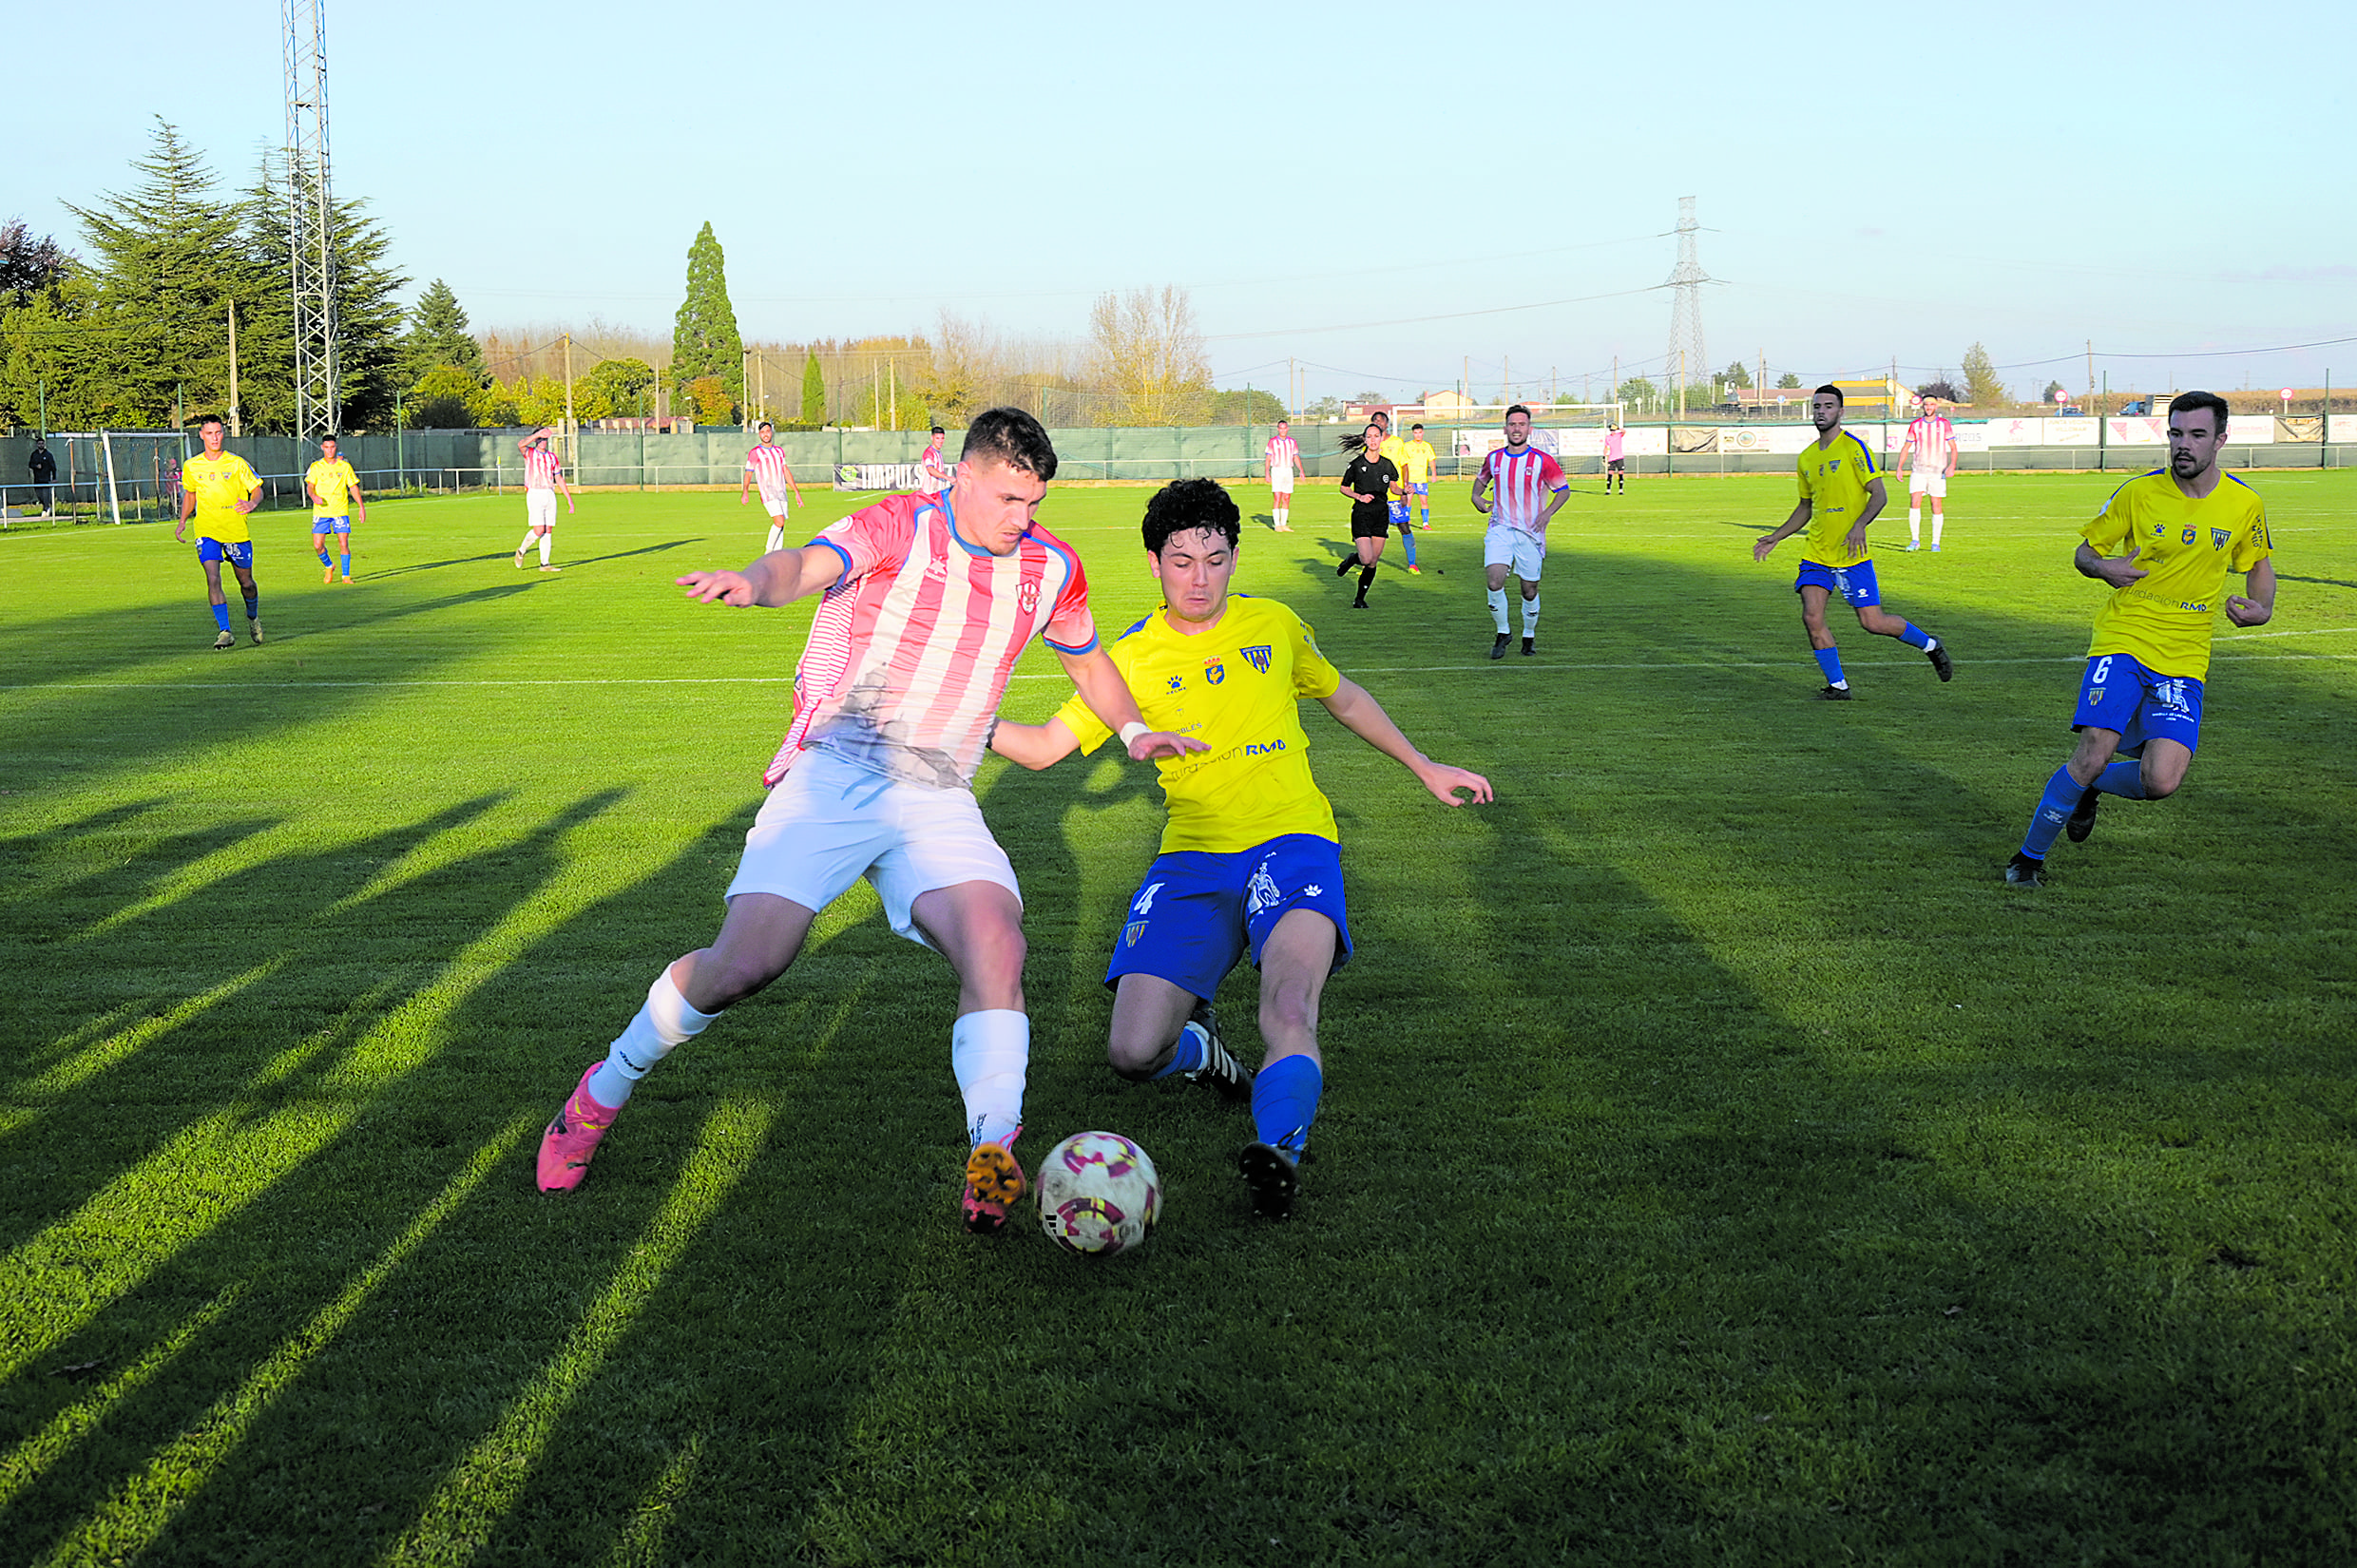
[[1117, 614, 1153, 641], [1043, 633, 1099, 656], [1845, 431, 1877, 474], [805, 535, 854, 588]]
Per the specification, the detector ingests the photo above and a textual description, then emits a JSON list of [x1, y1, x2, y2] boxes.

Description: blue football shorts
[[1793, 557, 1880, 608], [1388, 497, 1411, 527], [312, 515, 352, 535], [1104, 833, 1352, 998], [1409, 482, 1430, 499], [2072, 653, 2204, 755], [196, 537, 255, 569]]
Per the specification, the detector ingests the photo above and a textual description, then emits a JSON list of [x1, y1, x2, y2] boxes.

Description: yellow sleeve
[[1795, 452, 1814, 502], [2081, 483, 2135, 551], [1053, 689, 1115, 755], [1288, 611, 1342, 700], [2231, 506, 2271, 570], [237, 456, 261, 490]]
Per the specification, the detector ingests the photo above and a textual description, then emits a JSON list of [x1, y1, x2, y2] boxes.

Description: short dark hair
[[757, 419, 774, 430], [1814, 383, 1845, 406], [198, 415, 223, 429], [1505, 403, 1531, 421], [1141, 478, 1241, 554], [931, 424, 945, 435], [2169, 391, 2230, 434], [960, 406, 1058, 480], [1410, 422, 1424, 432]]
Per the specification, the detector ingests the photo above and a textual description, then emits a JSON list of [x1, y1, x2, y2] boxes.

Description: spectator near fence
[[29, 438, 56, 517]]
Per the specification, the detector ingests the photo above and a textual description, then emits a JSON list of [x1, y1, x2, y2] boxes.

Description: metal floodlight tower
[[1663, 196, 1711, 414], [284, 0, 336, 440]]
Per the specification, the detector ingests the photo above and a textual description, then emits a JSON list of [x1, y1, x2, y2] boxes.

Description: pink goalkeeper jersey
[[1481, 445, 1568, 537], [766, 490, 1099, 791], [525, 447, 563, 491], [1265, 434, 1300, 477], [1907, 415, 1956, 471], [746, 443, 793, 488], [1603, 429, 1627, 462]]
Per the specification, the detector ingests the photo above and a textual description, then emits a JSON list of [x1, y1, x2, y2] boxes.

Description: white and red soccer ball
[[1035, 1131, 1160, 1256]]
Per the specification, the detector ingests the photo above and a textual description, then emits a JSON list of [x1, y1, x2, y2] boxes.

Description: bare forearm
[[988, 717, 1081, 771], [1322, 679, 1428, 776]]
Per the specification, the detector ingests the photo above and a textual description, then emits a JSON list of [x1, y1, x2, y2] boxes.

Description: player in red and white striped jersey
[[739, 421, 806, 552], [920, 425, 953, 491], [1469, 405, 1570, 658], [1898, 396, 1959, 552], [1265, 419, 1307, 530], [532, 408, 1200, 1236], [512, 430, 575, 571]]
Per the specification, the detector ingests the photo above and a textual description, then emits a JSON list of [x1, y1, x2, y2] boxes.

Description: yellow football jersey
[[184, 450, 261, 544], [1794, 430, 1882, 568], [2082, 469, 2271, 680], [1378, 433, 1410, 475], [1055, 595, 1343, 855], [307, 457, 358, 519], [1400, 439, 1437, 483]]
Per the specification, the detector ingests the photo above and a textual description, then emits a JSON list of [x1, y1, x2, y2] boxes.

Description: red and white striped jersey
[[1480, 445, 1568, 537], [766, 491, 1099, 791], [1265, 434, 1300, 477], [1906, 415, 1955, 471], [525, 446, 564, 491], [745, 443, 793, 488]]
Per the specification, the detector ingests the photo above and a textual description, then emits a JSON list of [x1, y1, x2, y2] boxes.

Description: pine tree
[[800, 350, 826, 426], [401, 278, 485, 387], [65, 118, 279, 427], [672, 222, 742, 416]]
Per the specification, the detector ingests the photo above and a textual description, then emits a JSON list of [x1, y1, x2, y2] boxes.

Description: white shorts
[[527, 488, 557, 528], [1483, 524, 1545, 582], [1271, 474, 1294, 496], [757, 483, 791, 520], [726, 748, 1019, 945], [1908, 471, 1948, 499]]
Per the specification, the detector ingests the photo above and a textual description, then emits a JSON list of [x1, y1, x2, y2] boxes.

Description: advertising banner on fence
[[1715, 425, 1820, 455], [2106, 417, 2168, 446], [834, 463, 930, 490]]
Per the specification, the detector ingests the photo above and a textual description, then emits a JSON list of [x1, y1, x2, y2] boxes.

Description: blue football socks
[[2092, 758, 2148, 799], [1252, 1053, 1323, 1155], [1150, 1021, 1209, 1081], [242, 591, 259, 621], [1812, 646, 1847, 687], [1896, 621, 1935, 651], [1398, 525, 1418, 567], [210, 602, 231, 632], [2020, 764, 2083, 860], [338, 550, 351, 577], [316, 546, 332, 567]]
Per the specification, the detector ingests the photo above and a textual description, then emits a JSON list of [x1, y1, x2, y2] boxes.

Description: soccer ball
[[1035, 1131, 1160, 1256]]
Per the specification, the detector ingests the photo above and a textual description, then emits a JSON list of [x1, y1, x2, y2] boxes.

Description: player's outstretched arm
[[1318, 677, 1492, 806], [1754, 500, 1811, 561], [2227, 558, 2276, 626], [1059, 646, 1204, 761], [988, 716, 1083, 771], [676, 544, 840, 608]]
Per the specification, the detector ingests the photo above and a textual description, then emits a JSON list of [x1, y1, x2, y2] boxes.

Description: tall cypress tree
[[800, 350, 826, 427], [672, 221, 742, 415]]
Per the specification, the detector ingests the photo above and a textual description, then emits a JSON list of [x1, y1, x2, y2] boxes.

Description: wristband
[[1118, 721, 1149, 747]]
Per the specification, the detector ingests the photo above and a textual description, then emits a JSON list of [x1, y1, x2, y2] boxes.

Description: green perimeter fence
[[4, 423, 2351, 524]]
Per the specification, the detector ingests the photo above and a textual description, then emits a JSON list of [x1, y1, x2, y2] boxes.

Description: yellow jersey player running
[[1400, 421, 1439, 531], [2005, 392, 2275, 887], [174, 415, 265, 649], [1752, 383, 1954, 698], [991, 479, 1490, 1219], [306, 435, 364, 583]]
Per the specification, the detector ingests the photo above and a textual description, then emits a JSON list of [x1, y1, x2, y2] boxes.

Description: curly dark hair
[[1140, 478, 1241, 554]]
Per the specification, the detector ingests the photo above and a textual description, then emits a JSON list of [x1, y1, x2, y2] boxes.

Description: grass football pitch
[[3, 469, 2353, 1564]]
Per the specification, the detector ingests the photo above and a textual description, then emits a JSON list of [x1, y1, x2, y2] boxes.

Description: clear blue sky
[[24, 0, 2357, 404]]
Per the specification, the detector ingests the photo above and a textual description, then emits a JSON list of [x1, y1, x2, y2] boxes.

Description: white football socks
[[589, 967, 719, 1108], [538, 529, 554, 566], [951, 1008, 1029, 1148], [1273, 505, 1288, 529], [1487, 587, 1510, 633], [1907, 507, 1922, 544], [1522, 594, 1540, 637], [767, 523, 786, 553], [1932, 513, 1945, 548]]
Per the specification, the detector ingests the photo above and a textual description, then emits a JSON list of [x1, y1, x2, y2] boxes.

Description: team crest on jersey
[[1123, 921, 1148, 947], [2211, 528, 2231, 550], [2182, 526, 2197, 545], [1017, 580, 1041, 614], [1241, 644, 1273, 674], [1829, 459, 1842, 473], [1204, 660, 1224, 684]]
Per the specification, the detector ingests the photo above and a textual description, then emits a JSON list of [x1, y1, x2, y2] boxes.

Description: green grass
[[3, 470, 2354, 1565]]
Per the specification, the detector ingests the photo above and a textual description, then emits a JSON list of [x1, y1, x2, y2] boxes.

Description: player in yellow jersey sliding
[[174, 416, 265, 649], [2005, 392, 2275, 886], [989, 478, 1490, 1218], [306, 435, 364, 583]]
